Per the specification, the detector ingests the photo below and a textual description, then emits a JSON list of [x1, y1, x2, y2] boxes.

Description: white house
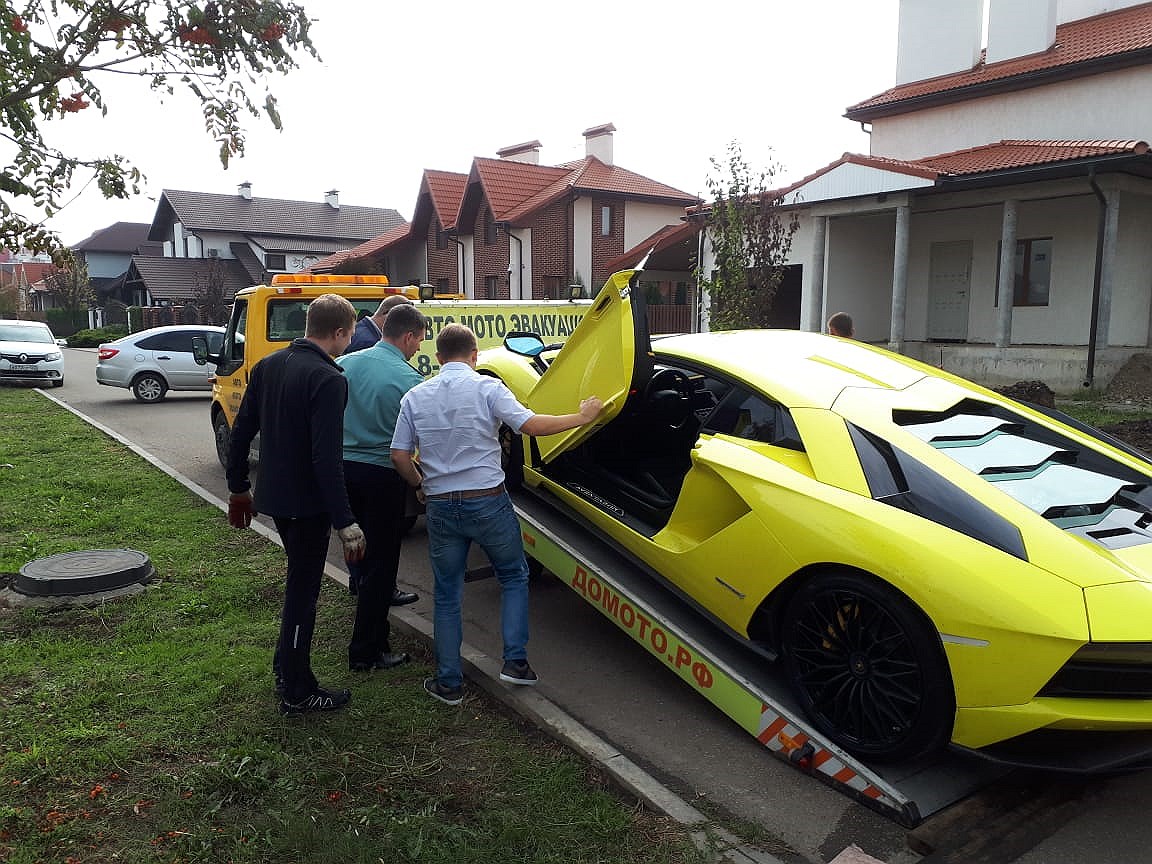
[[724, 0, 1152, 392]]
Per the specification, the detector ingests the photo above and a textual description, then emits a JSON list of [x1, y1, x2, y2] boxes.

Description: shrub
[[67, 326, 128, 347]]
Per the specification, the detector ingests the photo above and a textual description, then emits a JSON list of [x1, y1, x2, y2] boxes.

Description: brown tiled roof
[[152, 190, 405, 242], [605, 222, 699, 272], [917, 138, 1148, 174], [128, 255, 252, 301], [246, 235, 352, 253], [424, 170, 468, 229], [71, 221, 152, 253], [229, 242, 266, 285], [471, 158, 572, 221], [848, 2, 1152, 119], [783, 140, 1149, 203], [309, 223, 413, 273]]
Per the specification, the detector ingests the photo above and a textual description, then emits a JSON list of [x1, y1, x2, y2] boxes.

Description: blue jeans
[[426, 491, 529, 689]]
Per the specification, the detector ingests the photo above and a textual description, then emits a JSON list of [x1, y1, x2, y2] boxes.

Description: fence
[[646, 304, 693, 335]]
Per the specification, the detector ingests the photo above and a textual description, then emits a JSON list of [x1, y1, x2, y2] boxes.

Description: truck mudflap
[[512, 489, 1009, 828]]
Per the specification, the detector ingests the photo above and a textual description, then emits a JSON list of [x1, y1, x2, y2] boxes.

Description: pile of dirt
[[1105, 353, 1152, 405], [993, 381, 1056, 408], [1099, 419, 1152, 456]]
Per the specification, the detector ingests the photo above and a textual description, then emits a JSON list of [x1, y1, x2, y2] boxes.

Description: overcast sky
[[27, 0, 901, 246]]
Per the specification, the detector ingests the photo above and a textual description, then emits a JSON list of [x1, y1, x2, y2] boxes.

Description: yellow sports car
[[478, 267, 1152, 767]]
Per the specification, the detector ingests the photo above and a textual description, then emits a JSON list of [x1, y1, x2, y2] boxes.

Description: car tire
[[499, 423, 524, 490], [781, 571, 954, 762], [52, 378, 64, 388], [131, 372, 167, 403], [213, 411, 231, 470]]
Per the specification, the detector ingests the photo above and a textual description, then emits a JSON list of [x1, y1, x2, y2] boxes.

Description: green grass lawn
[[0, 388, 706, 864]]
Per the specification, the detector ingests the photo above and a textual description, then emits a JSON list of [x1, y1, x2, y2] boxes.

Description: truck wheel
[[131, 372, 167, 403], [213, 412, 231, 469], [781, 571, 954, 762]]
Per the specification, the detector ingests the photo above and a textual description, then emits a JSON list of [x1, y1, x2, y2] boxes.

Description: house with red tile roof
[[758, 0, 1152, 392], [313, 125, 700, 333]]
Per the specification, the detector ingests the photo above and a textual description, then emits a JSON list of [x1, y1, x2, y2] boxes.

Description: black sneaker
[[350, 651, 410, 672], [279, 686, 351, 715], [499, 660, 538, 686], [423, 677, 463, 706]]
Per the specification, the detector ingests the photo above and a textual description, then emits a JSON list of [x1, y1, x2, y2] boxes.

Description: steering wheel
[[643, 368, 693, 428]]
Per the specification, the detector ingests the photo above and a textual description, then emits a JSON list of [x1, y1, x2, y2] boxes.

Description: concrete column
[[889, 205, 911, 353], [807, 215, 828, 332], [996, 200, 1018, 348], [1098, 188, 1119, 347]]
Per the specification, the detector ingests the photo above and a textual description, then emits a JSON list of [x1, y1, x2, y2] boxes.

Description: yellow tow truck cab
[[202, 273, 592, 467]]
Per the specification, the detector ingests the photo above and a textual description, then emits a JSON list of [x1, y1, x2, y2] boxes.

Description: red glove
[[228, 492, 257, 529]]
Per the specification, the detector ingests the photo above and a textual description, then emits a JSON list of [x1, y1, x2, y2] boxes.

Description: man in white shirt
[[391, 323, 602, 705]]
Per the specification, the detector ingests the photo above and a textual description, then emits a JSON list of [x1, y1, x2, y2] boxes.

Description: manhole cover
[[16, 549, 155, 597]]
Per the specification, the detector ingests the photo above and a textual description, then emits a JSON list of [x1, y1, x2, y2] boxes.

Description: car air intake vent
[[895, 399, 1152, 551]]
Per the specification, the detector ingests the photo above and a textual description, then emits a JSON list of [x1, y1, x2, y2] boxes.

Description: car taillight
[[98, 347, 119, 360]]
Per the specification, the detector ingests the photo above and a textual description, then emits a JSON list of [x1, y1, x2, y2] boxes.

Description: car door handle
[[157, 355, 171, 360]]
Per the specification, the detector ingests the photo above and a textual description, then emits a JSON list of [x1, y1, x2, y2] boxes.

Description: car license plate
[[9, 364, 37, 371]]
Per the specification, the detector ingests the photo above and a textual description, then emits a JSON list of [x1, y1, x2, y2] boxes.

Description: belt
[[425, 483, 506, 501]]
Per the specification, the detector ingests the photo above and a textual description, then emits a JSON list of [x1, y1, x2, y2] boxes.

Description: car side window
[[704, 387, 805, 451], [138, 332, 193, 353], [135, 333, 165, 350]]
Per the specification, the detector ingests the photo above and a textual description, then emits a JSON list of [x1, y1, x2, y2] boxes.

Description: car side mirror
[[191, 335, 219, 367], [504, 331, 545, 357], [55, 338, 68, 347]]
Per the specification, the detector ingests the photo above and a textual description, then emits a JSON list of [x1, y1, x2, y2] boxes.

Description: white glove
[[337, 523, 366, 563]]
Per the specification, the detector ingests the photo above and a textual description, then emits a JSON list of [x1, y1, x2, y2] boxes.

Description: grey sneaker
[[423, 677, 463, 706], [499, 660, 538, 686]]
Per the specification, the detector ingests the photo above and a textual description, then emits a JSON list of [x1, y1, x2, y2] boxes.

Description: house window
[[995, 238, 1051, 307], [484, 275, 500, 299], [435, 224, 448, 250], [265, 253, 286, 271], [437, 278, 450, 295], [600, 205, 613, 236], [484, 213, 498, 245]]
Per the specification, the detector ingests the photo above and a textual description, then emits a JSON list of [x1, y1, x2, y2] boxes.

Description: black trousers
[[273, 514, 331, 701], [344, 460, 407, 665]]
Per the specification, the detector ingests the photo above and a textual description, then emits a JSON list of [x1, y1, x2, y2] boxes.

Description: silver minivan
[[96, 325, 225, 402]]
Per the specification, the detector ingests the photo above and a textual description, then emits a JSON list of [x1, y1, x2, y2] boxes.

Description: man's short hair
[[436, 323, 477, 360], [375, 294, 411, 317], [827, 312, 854, 338], [382, 302, 427, 340], [306, 294, 357, 337]]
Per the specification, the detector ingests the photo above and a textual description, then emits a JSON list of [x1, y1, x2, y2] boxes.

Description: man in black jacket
[[225, 293, 366, 714]]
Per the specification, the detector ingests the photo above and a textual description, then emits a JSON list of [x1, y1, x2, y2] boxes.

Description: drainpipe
[[1085, 169, 1107, 388], [450, 234, 466, 297], [502, 223, 524, 300]]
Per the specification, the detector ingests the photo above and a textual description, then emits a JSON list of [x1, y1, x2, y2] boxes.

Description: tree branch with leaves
[[694, 141, 799, 331], [0, 1, 318, 255]]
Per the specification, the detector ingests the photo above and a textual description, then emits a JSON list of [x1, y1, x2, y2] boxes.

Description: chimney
[[986, 0, 1057, 64], [496, 140, 542, 164], [238, 181, 252, 200], [895, 0, 982, 85], [325, 189, 340, 209], [583, 123, 616, 165]]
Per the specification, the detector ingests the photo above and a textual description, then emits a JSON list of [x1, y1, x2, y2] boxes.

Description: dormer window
[[600, 205, 613, 236]]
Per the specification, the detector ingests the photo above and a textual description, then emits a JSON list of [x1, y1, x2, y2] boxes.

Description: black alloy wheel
[[781, 572, 954, 762]]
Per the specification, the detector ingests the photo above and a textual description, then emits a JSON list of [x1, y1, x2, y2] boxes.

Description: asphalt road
[[45, 348, 1152, 864]]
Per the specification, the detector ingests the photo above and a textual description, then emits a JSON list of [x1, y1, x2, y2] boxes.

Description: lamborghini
[[478, 267, 1152, 767]]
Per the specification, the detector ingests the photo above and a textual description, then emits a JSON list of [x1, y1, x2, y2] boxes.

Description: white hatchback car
[[0, 320, 64, 387], [96, 325, 225, 403]]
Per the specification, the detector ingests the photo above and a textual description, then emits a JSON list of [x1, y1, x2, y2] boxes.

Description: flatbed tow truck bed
[[510, 488, 1009, 828]]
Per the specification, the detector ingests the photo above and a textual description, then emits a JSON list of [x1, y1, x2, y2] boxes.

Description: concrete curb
[[38, 388, 788, 864]]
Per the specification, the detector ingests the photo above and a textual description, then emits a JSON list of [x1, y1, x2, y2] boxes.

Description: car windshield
[[0, 323, 52, 344]]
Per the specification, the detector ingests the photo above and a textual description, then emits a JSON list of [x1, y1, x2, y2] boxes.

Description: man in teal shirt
[[338, 303, 428, 672]]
